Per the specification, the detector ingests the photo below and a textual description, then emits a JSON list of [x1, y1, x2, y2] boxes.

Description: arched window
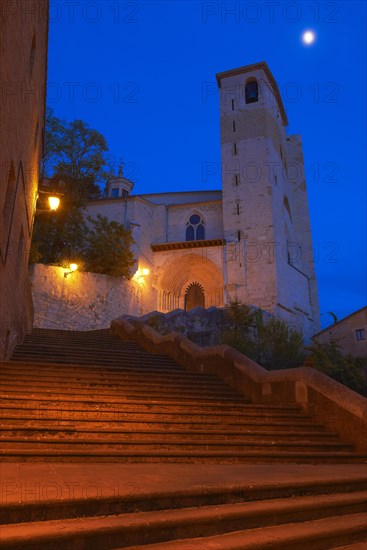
[[186, 213, 205, 241], [245, 79, 258, 104]]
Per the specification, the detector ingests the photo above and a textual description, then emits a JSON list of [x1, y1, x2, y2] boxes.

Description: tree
[[42, 108, 109, 202], [83, 215, 135, 278], [221, 299, 257, 358], [253, 311, 305, 370], [221, 299, 305, 370], [31, 110, 114, 265], [30, 208, 87, 266], [307, 342, 367, 397]]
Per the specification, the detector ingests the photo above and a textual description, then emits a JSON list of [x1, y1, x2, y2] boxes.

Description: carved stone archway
[[157, 254, 224, 312]]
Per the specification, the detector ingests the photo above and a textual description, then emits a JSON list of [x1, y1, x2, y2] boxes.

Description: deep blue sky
[[47, 0, 366, 328]]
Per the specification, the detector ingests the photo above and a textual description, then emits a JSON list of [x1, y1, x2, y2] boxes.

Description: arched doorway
[[157, 254, 224, 312], [184, 283, 205, 311]]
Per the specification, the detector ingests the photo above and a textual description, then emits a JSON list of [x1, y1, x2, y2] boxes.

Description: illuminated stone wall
[[30, 264, 156, 331]]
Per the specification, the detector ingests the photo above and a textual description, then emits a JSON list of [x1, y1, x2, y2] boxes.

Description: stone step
[[2, 469, 366, 525], [0, 383, 242, 401], [3, 396, 305, 413], [1, 363, 218, 382], [22, 335, 137, 343], [1, 400, 303, 416], [8, 360, 192, 374], [20, 334, 138, 342], [332, 544, 367, 549], [1, 448, 364, 463], [1, 361, 217, 380], [1, 375, 226, 392], [0, 407, 313, 423], [0, 370, 226, 388], [0, 427, 340, 442], [0, 436, 352, 452], [13, 352, 175, 365], [121, 513, 367, 550], [1, 492, 366, 549], [12, 353, 184, 372], [0, 388, 246, 403], [19, 344, 144, 352], [0, 418, 325, 432]]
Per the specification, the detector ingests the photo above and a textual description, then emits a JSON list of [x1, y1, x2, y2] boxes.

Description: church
[[84, 61, 319, 341]]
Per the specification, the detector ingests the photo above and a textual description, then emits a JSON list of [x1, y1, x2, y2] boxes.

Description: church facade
[[84, 62, 319, 340]]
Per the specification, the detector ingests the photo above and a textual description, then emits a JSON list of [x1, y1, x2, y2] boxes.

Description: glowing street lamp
[[64, 263, 78, 278], [133, 267, 150, 285], [35, 193, 62, 215], [48, 196, 60, 211]]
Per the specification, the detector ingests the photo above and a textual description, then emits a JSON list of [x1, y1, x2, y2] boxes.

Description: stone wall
[[0, 1, 49, 358], [30, 264, 156, 331]]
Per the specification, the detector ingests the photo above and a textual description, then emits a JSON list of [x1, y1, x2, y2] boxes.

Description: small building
[[312, 307, 367, 357]]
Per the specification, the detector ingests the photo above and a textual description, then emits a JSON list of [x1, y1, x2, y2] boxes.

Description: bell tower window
[[245, 80, 258, 104], [186, 214, 205, 241]]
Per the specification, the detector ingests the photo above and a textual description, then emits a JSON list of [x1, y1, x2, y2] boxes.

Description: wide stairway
[[0, 328, 366, 549], [1, 328, 364, 464]]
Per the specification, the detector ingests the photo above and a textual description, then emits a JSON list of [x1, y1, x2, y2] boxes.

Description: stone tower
[[217, 62, 319, 338]]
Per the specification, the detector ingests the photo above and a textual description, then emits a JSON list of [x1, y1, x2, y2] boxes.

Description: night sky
[[47, 0, 366, 328]]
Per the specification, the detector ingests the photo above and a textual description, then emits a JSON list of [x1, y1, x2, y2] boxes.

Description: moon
[[302, 30, 316, 45]]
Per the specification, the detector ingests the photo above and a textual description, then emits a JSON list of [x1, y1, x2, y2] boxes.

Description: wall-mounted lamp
[[35, 194, 61, 215], [133, 267, 150, 285], [48, 196, 61, 211], [64, 263, 78, 278]]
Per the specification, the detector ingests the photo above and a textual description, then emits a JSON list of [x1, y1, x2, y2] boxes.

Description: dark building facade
[[0, 0, 49, 359]]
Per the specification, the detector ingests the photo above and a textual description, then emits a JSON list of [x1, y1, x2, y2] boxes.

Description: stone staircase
[[0, 327, 366, 548], [1, 328, 365, 464]]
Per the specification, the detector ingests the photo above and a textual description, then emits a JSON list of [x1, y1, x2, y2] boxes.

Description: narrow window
[[234, 143, 237, 155], [234, 174, 238, 186], [34, 122, 39, 148], [274, 174, 278, 186], [3, 161, 16, 231], [186, 213, 205, 241], [29, 34, 36, 79], [231, 99, 234, 111], [16, 226, 25, 273], [232, 120, 236, 132], [237, 231, 241, 241], [236, 203, 240, 215], [245, 80, 258, 104]]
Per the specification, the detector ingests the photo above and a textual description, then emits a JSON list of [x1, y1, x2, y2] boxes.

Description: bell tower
[[217, 62, 319, 339]]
